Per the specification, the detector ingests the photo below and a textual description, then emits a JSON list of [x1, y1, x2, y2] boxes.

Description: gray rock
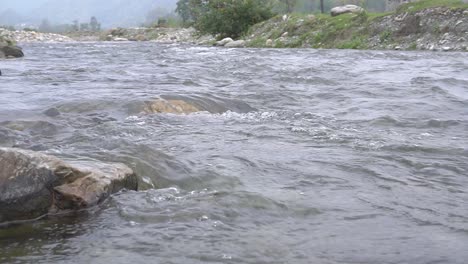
[[216, 37, 233, 46], [0, 148, 138, 224], [225, 40, 246, 48], [0, 45, 24, 58], [331, 5, 365, 17], [43, 108, 61, 117]]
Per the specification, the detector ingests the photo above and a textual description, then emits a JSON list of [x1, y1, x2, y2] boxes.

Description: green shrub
[[193, 0, 274, 39]]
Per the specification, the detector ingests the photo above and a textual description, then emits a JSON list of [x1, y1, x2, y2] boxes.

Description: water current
[[0, 42, 467, 264]]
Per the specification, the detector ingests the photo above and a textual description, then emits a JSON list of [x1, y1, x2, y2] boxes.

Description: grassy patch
[[337, 36, 368, 49], [397, 0, 468, 13]]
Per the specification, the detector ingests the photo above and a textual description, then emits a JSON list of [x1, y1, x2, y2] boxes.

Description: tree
[[187, 0, 274, 39], [280, 0, 297, 12], [72, 20, 79, 31], [90, 16, 100, 31], [176, 0, 191, 24], [176, 0, 206, 25], [80, 23, 89, 31], [39, 18, 51, 32], [320, 0, 324, 13]]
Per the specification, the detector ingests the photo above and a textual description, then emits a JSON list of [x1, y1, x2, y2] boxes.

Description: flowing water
[[0, 42, 467, 264]]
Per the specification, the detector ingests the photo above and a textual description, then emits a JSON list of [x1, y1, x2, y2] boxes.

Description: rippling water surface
[[1, 42, 467, 264]]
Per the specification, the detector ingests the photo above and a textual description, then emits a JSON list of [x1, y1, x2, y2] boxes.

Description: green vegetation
[[242, 0, 468, 50], [176, 0, 274, 39], [247, 12, 370, 49], [0, 36, 15, 46], [397, 0, 468, 13]]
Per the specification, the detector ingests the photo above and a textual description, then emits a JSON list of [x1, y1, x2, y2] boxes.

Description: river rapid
[[0, 42, 467, 264]]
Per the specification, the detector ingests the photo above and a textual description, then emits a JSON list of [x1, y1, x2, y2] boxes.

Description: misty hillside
[[2, 0, 177, 28], [0, 9, 24, 26]]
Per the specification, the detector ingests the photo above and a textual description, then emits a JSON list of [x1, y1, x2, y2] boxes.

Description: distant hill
[[3, 0, 177, 28], [0, 9, 24, 26]]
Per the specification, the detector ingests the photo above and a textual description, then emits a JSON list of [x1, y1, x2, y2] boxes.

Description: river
[[0, 42, 467, 264]]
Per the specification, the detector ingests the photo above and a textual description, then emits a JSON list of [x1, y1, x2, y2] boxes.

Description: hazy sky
[[1, 0, 178, 27], [1, 0, 50, 13]]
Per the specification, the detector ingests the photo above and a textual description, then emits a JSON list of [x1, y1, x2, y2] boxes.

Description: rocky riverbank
[[66, 27, 216, 45], [243, 4, 468, 51], [0, 28, 73, 43]]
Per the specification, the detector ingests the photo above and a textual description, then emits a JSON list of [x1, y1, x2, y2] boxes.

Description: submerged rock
[[0, 148, 137, 224], [331, 5, 365, 17], [142, 95, 257, 115]]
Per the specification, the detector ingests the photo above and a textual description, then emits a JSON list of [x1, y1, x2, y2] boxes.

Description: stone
[[141, 95, 256, 115], [281, 32, 289, 37], [442, 46, 452, 51], [216, 37, 233, 46], [0, 148, 137, 224], [330, 5, 365, 17], [113, 37, 129, 41], [0, 45, 24, 58], [225, 40, 246, 48], [43, 107, 61, 117], [266, 39, 273, 46], [144, 99, 201, 114]]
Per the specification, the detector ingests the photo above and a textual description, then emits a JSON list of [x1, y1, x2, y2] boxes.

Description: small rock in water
[[43, 107, 61, 117], [442, 46, 452, 51]]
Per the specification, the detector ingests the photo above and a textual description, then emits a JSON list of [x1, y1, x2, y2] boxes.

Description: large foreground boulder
[[0, 148, 137, 223], [330, 5, 365, 17]]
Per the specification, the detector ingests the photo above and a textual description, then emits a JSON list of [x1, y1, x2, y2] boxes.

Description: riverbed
[[0, 42, 467, 264]]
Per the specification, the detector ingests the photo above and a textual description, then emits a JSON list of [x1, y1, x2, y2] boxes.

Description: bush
[[192, 0, 274, 39]]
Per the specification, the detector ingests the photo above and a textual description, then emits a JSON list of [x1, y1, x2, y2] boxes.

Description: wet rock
[[141, 95, 257, 115], [0, 44, 24, 58], [225, 40, 246, 48], [216, 37, 233, 46], [43, 107, 61, 117], [0, 148, 137, 224], [144, 99, 201, 114], [330, 5, 365, 17]]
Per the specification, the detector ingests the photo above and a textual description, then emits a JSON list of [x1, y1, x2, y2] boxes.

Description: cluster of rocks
[[0, 147, 138, 224], [0, 27, 73, 43], [101, 27, 215, 45], [368, 7, 468, 51]]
